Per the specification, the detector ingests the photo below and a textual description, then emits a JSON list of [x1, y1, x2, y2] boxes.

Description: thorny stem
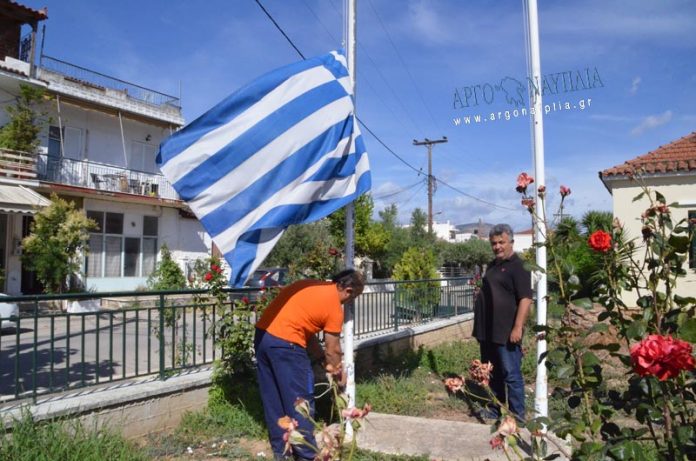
[[645, 379, 663, 455]]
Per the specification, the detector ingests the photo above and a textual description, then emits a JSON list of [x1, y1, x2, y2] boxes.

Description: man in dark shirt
[[473, 224, 533, 421]]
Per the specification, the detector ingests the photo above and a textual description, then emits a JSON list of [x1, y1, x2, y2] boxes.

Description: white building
[[0, 2, 211, 294], [600, 131, 696, 306]]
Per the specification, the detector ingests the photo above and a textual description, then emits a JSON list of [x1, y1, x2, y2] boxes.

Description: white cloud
[[630, 111, 673, 136], [630, 76, 641, 95]]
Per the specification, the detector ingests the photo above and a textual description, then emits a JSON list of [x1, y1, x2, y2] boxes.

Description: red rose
[[560, 185, 571, 197], [204, 272, 213, 281], [588, 230, 612, 252], [630, 335, 695, 381], [328, 247, 339, 256], [241, 296, 249, 304], [516, 172, 534, 193], [211, 263, 221, 273]]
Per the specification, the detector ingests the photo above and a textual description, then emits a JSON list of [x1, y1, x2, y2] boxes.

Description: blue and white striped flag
[[157, 50, 371, 287]]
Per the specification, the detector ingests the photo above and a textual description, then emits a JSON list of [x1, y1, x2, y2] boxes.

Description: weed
[[0, 413, 146, 461]]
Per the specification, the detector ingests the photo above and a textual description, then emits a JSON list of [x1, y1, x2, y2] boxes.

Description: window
[[47, 126, 83, 160], [85, 212, 159, 278], [130, 141, 157, 173]]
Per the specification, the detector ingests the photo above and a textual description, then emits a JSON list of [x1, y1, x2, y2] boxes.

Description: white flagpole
[[343, 0, 357, 437], [526, 0, 549, 419]]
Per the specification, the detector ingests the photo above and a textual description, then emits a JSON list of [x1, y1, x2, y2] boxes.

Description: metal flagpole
[[525, 0, 548, 419], [343, 0, 357, 438]]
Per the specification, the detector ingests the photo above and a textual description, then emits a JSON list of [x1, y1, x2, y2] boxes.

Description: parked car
[[0, 294, 19, 330], [232, 268, 289, 302]]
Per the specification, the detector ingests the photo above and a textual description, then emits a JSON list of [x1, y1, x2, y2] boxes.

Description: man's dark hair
[[489, 223, 514, 241], [331, 269, 365, 290]]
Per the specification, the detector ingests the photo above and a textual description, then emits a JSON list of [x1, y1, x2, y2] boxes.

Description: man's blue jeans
[[479, 340, 525, 421], [255, 328, 316, 460]]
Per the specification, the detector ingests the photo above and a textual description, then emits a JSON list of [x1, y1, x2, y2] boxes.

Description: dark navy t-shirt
[[473, 253, 533, 345]]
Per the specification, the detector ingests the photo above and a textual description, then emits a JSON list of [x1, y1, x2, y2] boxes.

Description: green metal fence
[[0, 278, 473, 403]]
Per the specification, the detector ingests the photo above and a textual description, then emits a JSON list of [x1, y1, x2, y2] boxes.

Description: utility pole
[[413, 136, 447, 234]]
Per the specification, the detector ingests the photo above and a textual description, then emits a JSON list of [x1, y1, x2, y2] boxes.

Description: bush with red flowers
[[513, 173, 696, 460], [630, 334, 695, 381], [587, 229, 612, 252]]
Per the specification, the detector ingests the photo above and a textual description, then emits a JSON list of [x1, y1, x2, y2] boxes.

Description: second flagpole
[[343, 0, 357, 439]]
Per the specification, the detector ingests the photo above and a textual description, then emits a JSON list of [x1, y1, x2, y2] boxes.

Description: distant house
[[600, 131, 696, 304], [0, 2, 211, 294], [514, 228, 533, 253]]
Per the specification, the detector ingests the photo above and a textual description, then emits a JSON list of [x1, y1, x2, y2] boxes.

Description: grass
[[0, 413, 146, 461], [356, 338, 538, 419], [0, 339, 551, 460]]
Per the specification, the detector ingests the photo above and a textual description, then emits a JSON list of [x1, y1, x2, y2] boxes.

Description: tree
[[393, 247, 440, 319], [439, 238, 494, 272], [378, 203, 398, 230], [581, 210, 613, 235], [146, 244, 187, 291], [409, 208, 429, 243], [264, 221, 341, 279], [327, 194, 389, 261], [0, 84, 51, 153], [21, 194, 97, 293]]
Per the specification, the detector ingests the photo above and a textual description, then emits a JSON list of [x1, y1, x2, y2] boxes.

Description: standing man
[[473, 224, 533, 421], [254, 269, 365, 461]]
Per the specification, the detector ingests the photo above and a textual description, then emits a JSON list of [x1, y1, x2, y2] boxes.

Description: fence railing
[[39, 55, 181, 109], [35, 154, 178, 200], [0, 278, 474, 403]]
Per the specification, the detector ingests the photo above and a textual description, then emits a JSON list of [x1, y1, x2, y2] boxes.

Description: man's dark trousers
[[255, 328, 316, 460], [480, 340, 525, 421]]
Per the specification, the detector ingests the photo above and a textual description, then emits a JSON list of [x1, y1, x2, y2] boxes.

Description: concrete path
[[356, 413, 570, 461]]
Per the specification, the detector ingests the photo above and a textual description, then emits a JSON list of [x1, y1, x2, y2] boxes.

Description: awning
[[0, 185, 51, 214]]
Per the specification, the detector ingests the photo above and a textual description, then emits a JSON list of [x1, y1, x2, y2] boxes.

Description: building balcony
[[0, 147, 38, 184], [35, 154, 178, 201], [37, 55, 184, 126]]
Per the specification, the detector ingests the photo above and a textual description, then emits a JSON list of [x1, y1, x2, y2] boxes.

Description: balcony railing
[[39, 55, 181, 109], [36, 154, 178, 200], [0, 148, 38, 181]]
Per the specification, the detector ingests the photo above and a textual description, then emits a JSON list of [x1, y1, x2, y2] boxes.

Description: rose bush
[[279, 371, 371, 461], [630, 334, 695, 381], [451, 174, 696, 459], [587, 229, 612, 253], [512, 172, 696, 460]]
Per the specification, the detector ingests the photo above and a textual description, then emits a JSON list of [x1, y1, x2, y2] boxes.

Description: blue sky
[[21, 0, 696, 231]]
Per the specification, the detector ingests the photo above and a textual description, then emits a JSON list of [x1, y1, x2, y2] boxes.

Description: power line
[[372, 178, 425, 200], [254, 0, 305, 59], [365, 0, 440, 133], [303, 0, 425, 143], [253, 0, 515, 213]]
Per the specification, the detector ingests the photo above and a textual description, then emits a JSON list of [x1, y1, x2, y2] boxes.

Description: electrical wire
[[302, 0, 424, 140], [254, 0, 516, 213], [365, 0, 440, 134], [372, 178, 425, 200], [254, 0, 305, 59]]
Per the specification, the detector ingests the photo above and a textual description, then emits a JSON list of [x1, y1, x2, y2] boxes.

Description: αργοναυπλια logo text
[[453, 67, 603, 109]]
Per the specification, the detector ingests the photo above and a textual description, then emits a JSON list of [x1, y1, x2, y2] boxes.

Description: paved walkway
[[356, 413, 570, 461]]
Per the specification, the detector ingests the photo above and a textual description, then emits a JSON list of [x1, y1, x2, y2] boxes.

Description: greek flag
[[157, 50, 371, 287]]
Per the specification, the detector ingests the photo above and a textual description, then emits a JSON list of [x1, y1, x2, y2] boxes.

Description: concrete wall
[[1, 315, 474, 439]]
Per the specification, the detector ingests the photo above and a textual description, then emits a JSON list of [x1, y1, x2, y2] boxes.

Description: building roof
[[0, 0, 48, 23], [601, 131, 696, 178]]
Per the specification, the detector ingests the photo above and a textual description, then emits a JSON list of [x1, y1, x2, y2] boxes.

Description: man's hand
[[509, 326, 523, 344], [325, 362, 347, 388]]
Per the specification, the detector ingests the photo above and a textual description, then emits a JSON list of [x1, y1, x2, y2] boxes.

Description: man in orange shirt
[[254, 269, 365, 461]]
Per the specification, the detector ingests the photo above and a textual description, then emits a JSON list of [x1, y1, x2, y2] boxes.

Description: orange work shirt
[[255, 280, 344, 348]]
